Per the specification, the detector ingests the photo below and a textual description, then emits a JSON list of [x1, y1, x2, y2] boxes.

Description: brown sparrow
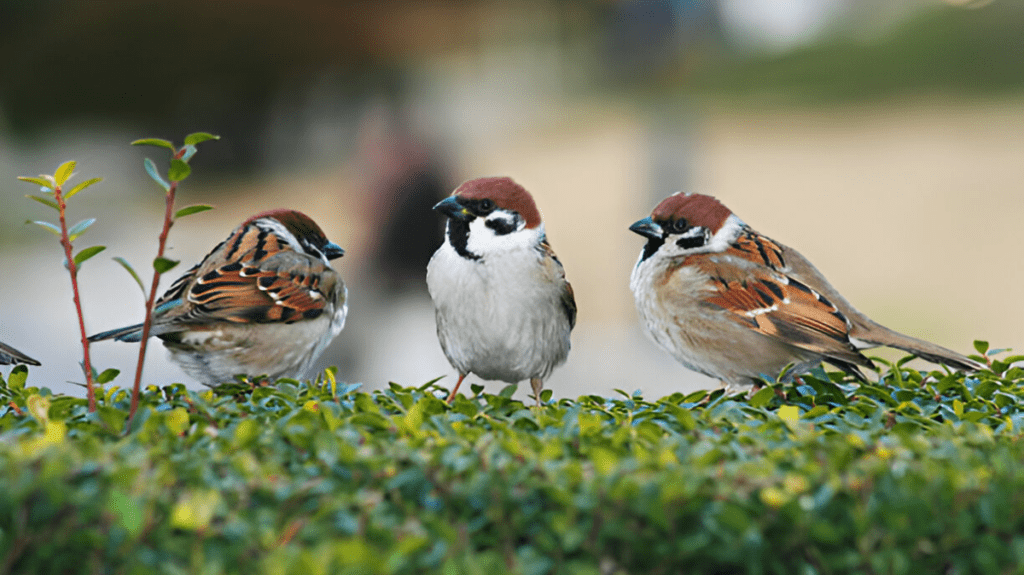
[[629, 192, 980, 389], [0, 341, 40, 366], [426, 177, 576, 404], [90, 209, 347, 385]]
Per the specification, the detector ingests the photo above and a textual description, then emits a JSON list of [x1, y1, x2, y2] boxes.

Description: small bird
[[426, 177, 576, 404], [0, 341, 40, 366], [90, 209, 347, 386], [629, 192, 980, 389]]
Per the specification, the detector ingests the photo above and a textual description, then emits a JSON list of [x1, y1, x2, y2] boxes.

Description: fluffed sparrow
[[0, 341, 40, 366], [629, 192, 980, 389], [426, 177, 576, 404], [90, 209, 347, 385]]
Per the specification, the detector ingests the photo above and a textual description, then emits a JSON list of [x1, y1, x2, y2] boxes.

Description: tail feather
[[88, 324, 145, 343], [0, 342, 41, 366], [852, 322, 983, 372]]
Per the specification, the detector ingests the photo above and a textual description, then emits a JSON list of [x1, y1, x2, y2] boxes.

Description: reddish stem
[[55, 185, 96, 412], [128, 179, 178, 424]]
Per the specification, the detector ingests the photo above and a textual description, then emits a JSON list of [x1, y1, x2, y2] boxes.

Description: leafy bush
[[0, 345, 1021, 574]]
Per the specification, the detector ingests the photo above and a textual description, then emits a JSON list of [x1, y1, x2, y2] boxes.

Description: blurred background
[[1, 0, 1021, 400]]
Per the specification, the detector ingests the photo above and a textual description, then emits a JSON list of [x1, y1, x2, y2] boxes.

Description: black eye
[[672, 218, 688, 233], [478, 199, 495, 213]]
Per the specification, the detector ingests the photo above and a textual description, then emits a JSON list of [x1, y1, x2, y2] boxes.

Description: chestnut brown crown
[[650, 192, 733, 233], [454, 177, 542, 229]]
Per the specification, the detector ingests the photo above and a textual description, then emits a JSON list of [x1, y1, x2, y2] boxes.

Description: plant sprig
[[19, 161, 104, 411], [118, 132, 219, 424]]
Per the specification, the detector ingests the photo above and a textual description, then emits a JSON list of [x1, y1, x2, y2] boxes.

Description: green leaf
[[17, 176, 53, 189], [153, 257, 180, 273], [64, 177, 102, 200], [8, 364, 28, 390], [26, 194, 59, 210], [95, 368, 121, 384], [167, 159, 191, 182], [112, 257, 146, 297], [183, 132, 220, 145], [748, 386, 776, 408], [54, 160, 75, 186], [131, 138, 176, 151], [27, 220, 61, 236], [73, 245, 106, 267], [67, 218, 96, 241], [174, 204, 213, 219], [974, 341, 989, 355], [143, 158, 171, 191]]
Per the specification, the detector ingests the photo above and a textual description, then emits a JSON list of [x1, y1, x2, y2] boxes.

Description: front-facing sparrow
[[629, 192, 980, 389], [90, 209, 347, 385], [426, 177, 576, 404], [0, 341, 40, 366]]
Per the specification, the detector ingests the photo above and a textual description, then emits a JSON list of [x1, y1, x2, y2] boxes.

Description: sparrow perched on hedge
[[0, 341, 40, 366], [90, 209, 347, 385], [629, 192, 980, 389], [426, 177, 576, 404]]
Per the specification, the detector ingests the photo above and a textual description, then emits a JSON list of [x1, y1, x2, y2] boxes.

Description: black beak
[[629, 217, 664, 240], [433, 196, 473, 221], [323, 242, 345, 260]]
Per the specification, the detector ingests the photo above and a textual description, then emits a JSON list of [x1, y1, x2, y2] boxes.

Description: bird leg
[[446, 373, 468, 404], [530, 378, 544, 407]]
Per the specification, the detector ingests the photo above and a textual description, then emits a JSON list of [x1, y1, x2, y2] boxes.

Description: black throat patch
[[640, 237, 665, 263], [447, 220, 481, 261]]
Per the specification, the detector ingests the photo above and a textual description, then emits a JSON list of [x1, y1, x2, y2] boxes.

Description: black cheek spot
[[485, 217, 517, 236], [676, 235, 705, 250]]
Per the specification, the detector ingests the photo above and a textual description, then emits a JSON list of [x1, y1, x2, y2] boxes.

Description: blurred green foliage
[[0, 345, 1022, 574], [690, 3, 1024, 104]]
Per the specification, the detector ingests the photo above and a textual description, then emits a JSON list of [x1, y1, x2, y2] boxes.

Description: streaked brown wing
[[691, 253, 871, 368], [185, 252, 336, 324], [540, 238, 577, 330]]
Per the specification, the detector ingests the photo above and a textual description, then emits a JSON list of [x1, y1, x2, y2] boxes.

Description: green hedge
[[0, 345, 1022, 574]]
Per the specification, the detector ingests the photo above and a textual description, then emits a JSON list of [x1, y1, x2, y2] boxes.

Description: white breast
[[426, 240, 571, 383]]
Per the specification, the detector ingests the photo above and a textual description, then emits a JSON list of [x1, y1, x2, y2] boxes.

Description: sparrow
[[0, 341, 40, 366], [629, 192, 981, 389], [90, 209, 347, 386], [426, 177, 576, 404]]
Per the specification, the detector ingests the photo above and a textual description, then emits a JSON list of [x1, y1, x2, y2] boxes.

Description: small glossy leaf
[[167, 159, 191, 182], [26, 194, 59, 210], [974, 341, 989, 354], [131, 138, 176, 151], [73, 245, 106, 266], [67, 218, 96, 241], [54, 160, 76, 186], [153, 257, 180, 273], [95, 368, 120, 384], [112, 257, 146, 297], [17, 176, 52, 188], [183, 132, 220, 145], [174, 204, 214, 219], [27, 220, 62, 236], [64, 177, 102, 200], [748, 386, 776, 409], [144, 158, 171, 191]]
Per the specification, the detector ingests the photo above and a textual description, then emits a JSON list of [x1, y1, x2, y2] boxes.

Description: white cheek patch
[[466, 217, 543, 255]]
